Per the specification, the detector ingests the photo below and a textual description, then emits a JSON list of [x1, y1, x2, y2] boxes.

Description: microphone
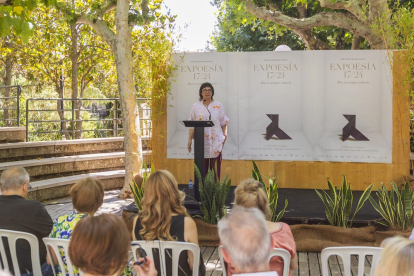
[[203, 99, 211, 120]]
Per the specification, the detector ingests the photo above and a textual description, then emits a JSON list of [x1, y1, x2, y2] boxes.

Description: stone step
[[0, 151, 151, 180], [0, 127, 25, 143], [28, 170, 126, 201], [0, 136, 151, 162]]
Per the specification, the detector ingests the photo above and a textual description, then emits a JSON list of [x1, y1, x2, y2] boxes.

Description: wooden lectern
[[182, 120, 214, 202]]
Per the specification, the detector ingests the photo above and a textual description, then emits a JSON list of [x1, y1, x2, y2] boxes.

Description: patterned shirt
[[49, 211, 133, 276], [189, 100, 229, 158], [49, 210, 88, 276]]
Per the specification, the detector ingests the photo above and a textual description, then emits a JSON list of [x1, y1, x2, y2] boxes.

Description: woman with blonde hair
[[376, 236, 414, 276], [224, 178, 298, 276], [132, 170, 205, 276]]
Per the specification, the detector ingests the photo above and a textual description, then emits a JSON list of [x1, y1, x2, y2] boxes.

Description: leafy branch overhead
[[245, 0, 389, 49], [0, 0, 56, 42], [212, 0, 414, 50]]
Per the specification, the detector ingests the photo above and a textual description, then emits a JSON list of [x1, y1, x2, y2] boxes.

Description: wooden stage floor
[[201, 246, 374, 276]]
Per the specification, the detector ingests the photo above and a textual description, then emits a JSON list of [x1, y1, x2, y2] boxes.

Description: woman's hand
[[187, 140, 192, 153], [222, 134, 227, 146], [134, 257, 157, 276]]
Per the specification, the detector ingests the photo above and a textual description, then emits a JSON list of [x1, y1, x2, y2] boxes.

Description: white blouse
[[189, 100, 229, 158]]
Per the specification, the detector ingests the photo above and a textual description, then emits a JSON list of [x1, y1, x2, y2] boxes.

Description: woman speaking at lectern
[[187, 82, 229, 180]]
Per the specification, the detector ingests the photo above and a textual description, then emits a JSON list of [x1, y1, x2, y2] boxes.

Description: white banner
[[167, 51, 393, 163], [167, 53, 239, 160], [312, 51, 393, 163]]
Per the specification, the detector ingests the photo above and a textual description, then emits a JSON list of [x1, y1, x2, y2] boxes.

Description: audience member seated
[[0, 167, 54, 276], [375, 236, 414, 276], [0, 270, 12, 276], [47, 177, 104, 275], [69, 214, 132, 276], [223, 179, 297, 276], [132, 170, 206, 276], [219, 206, 278, 276]]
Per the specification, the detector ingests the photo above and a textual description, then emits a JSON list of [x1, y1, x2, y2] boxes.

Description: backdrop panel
[[312, 51, 393, 163], [167, 53, 239, 160], [238, 51, 313, 161]]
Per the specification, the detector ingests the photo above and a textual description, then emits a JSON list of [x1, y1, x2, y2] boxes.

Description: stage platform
[[177, 185, 382, 226]]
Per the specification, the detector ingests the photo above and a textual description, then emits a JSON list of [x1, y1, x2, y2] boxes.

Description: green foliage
[[210, 0, 368, 50], [210, 0, 305, 51], [1, 0, 176, 142], [315, 176, 373, 228], [129, 163, 155, 211], [369, 182, 414, 230], [371, 5, 414, 88], [411, 110, 414, 152], [0, 0, 58, 41], [252, 160, 288, 222], [131, 0, 176, 128], [195, 164, 231, 225], [370, 5, 414, 166]]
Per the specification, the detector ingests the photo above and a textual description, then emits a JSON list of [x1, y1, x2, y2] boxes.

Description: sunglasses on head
[[134, 244, 147, 267]]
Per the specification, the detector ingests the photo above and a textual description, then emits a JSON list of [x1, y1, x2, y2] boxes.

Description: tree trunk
[[294, 4, 330, 50], [294, 29, 330, 50], [115, 0, 143, 198], [245, 0, 387, 49], [70, 24, 83, 139], [352, 35, 362, 50], [4, 54, 12, 126], [55, 82, 71, 140]]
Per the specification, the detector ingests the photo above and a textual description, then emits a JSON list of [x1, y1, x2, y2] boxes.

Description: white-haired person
[[218, 206, 278, 276], [224, 179, 297, 276], [375, 236, 414, 276], [0, 167, 53, 276]]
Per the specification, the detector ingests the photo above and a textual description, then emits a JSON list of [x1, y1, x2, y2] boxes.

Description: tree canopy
[[1, 0, 176, 197], [211, 0, 414, 50], [0, 0, 57, 41]]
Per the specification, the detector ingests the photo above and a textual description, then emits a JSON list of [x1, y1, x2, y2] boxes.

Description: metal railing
[[25, 98, 151, 141], [0, 85, 21, 127]]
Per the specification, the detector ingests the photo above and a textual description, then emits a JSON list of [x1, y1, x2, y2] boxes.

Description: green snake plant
[[252, 160, 288, 222], [195, 164, 231, 224], [315, 175, 373, 228], [129, 164, 155, 210], [369, 182, 414, 230]]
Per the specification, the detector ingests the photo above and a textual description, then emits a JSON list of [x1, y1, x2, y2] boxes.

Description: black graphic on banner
[[342, 114, 369, 141], [265, 114, 292, 140]]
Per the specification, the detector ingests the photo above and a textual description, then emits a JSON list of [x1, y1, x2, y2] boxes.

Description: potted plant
[[252, 160, 288, 222], [369, 182, 413, 245], [193, 164, 231, 246], [121, 164, 154, 233], [291, 176, 375, 251]]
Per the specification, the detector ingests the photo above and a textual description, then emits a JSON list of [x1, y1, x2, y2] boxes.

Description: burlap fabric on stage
[[291, 225, 376, 252]]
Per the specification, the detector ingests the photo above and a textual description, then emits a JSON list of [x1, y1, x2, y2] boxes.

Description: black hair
[[199, 82, 214, 101]]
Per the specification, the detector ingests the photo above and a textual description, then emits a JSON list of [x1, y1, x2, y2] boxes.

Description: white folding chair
[[131, 240, 200, 276], [269, 248, 291, 276], [42, 238, 84, 276], [218, 245, 291, 276], [321, 246, 383, 276], [0, 229, 42, 276]]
